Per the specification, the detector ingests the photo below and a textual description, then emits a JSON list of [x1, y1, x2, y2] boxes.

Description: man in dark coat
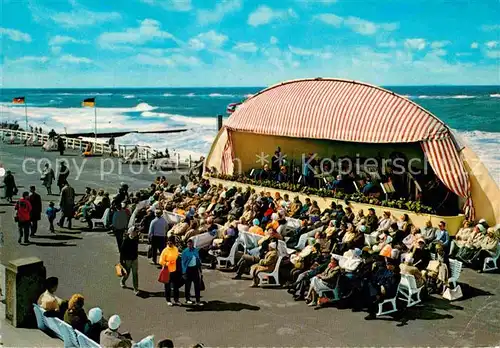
[[2, 170, 17, 203], [57, 162, 70, 194], [57, 136, 65, 156], [28, 186, 42, 236], [58, 183, 75, 229]]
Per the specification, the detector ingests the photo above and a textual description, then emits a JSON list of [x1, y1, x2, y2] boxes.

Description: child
[[46, 202, 60, 233]]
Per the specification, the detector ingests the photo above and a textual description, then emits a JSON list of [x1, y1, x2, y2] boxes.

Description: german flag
[[82, 97, 96, 107], [12, 96, 25, 104]]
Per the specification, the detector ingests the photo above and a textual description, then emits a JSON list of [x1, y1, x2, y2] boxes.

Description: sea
[[1, 85, 499, 184]]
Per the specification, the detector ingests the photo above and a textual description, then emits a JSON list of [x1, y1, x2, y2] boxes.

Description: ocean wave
[[244, 94, 254, 98], [140, 111, 170, 118], [416, 95, 476, 100], [123, 95, 135, 99], [186, 93, 196, 97], [134, 102, 156, 112], [163, 93, 175, 97], [208, 93, 236, 98], [491, 94, 500, 98]]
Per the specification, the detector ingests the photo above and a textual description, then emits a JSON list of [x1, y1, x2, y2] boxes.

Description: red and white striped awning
[[221, 78, 471, 214]]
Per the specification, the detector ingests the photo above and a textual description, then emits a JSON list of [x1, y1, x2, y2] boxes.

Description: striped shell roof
[[226, 78, 451, 143]]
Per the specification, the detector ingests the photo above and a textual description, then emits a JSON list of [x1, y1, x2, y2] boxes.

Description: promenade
[[1, 144, 500, 346]]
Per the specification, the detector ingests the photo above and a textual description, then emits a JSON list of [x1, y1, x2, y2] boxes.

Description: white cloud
[[270, 36, 279, 45], [485, 50, 500, 59], [430, 40, 451, 49], [404, 38, 426, 51], [432, 49, 447, 57], [233, 42, 258, 53], [98, 19, 177, 49], [485, 41, 498, 49], [60, 54, 92, 64], [288, 45, 332, 59], [378, 40, 397, 48], [136, 53, 200, 67], [298, 0, 337, 3], [140, 0, 192, 12], [456, 52, 472, 57], [247, 6, 298, 27], [197, 0, 242, 25], [481, 24, 500, 32], [314, 13, 342, 27], [188, 30, 228, 50], [49, 35, 87, 46], [314, 14, 398, 35], [7, 56, 48, 64], [471, 42, 479, 49], [51, 9, 120, 27], [0, 27, 32, 42]]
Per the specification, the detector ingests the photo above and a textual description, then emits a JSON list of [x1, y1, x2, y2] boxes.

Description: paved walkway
[[1, 144, 500, 347]]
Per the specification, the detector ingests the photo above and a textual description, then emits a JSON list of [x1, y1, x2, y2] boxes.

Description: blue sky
[[1, 0, 499, 87]]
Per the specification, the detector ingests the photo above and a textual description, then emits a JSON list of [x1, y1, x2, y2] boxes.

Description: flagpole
[[25, 99, 28, 133], [94, 102, 97, 151]]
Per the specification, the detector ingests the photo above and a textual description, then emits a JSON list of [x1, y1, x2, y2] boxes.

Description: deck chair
[[258, 256, 283, 287], [75, 330, 100, 348], [133, 335, 155, 348], [448, 258, 463, 289], [91, 208, 111, 230], [33, 304, 47, 331], [216, 241, 240, 269], [483, 243, 500, 272], [398, 274, 424, 307], [57, 318, 80, 348]]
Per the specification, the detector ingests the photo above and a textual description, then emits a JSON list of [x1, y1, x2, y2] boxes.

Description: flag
[[226, 102, 241, 114], [82, 97, 96, 107], [12, 96, 25, 104]]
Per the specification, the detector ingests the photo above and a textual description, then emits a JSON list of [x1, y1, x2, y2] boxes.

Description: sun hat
[[108, 315, 121, 330], [88, 308, 102, 324]]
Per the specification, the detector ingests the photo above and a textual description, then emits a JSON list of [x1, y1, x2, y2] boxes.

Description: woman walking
[[181, 239, 203, 306], [41, 163, 55, 195], [159, 236, 180, 306], [3, 170, 17, 203]]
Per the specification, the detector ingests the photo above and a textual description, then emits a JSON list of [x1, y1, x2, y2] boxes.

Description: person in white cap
[[100, 314, 133, 348], [250, 241, 279, 287], [85, 307, 107, 343]]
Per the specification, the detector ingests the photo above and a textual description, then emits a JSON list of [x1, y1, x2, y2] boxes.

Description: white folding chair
[[76, 330, 100, 348], [258, 256, 283, 287], [166, 212, 183, 225], [483, 243, 500, 272], [376, 296, 398, 316], [295, 226, 324, 250], [398, 274, 424, 307], [91, 208, 111, 230], [191, 232, 215, 249], [448, 258, 463, 288]]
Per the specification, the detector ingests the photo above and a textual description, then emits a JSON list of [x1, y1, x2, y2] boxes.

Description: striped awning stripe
[[223, 78, 471, 207]]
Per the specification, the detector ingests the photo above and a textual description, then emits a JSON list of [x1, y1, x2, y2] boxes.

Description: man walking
[[120, 227, 140, 295], [57, 162, 70, 194], [148, 210, 168, 265], [28, 186, 42, 237], [112, 203, 129, 252], [58, 183, 75, 229], [15, 192, 32, 244]]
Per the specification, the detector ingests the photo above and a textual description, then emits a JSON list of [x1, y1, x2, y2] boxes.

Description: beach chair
[[57, 318, 79, 347], [32, 304, 47, 331], [398, 274, 424, 307], [258, 256, 283, 287], [483, 243, 500, 272], [75, 330, 100, 348], [216, 241, 240, 269], [448, 258, 463, 288], [133, 335, 155, 348], [91, 208, 111, 230]]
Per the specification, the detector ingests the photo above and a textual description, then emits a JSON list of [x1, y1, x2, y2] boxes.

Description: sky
[[0, 0, 499, 88]]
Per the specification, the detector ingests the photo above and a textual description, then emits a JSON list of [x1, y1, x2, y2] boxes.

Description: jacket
[[99, 329, 132, 348], [253, 249, 278, 273], [434, 229, 450, 247], [59, 185, 75, 214], [15, 198, 32, 222], [120, 235, 139, 261], [181, 247, 201, 273], [29, 192, 42, 221], [112, 210, 129, 230], [159, 246, 179, 272], [64, 307, 88, 333], [367, 215, 378, 232], [319, 265, 341, 286]]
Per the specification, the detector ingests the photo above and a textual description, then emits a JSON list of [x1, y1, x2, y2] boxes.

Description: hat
[[269, 242, 277, 249], [253, 218, 260, 226], [88, 307, 102, 324], [108, 315, 121, 330], [479, 218, 486, 224], [477, 224, 486, 233], [271, 213, 278, 221], [353, 248, 362, 257], [359, 225, 367, 233]]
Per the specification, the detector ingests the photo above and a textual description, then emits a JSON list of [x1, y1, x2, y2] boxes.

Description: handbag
[[115, 263, 127, 277], [158, 267, 170, 283], [200, 274, 206, 291], [443, 285, 463, 301]]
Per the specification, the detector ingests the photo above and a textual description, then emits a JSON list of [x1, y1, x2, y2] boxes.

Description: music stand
[[353, 181, 360, 192], [380, 181, 396, 201]]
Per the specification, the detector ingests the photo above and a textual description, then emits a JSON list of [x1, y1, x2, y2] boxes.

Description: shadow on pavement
[[34, 234, 83, 240], [185, 300, 260, 312], [29, 241, 77, 247], [457, 283, 494, 301]]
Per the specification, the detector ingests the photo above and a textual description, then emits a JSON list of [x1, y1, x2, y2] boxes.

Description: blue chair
[[56, 318, 80, 348], [32, 304, 47, 331], [75, 330, 100, 348], [44, 315, 64, 340]]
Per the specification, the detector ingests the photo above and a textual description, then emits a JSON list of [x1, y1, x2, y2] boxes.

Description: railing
[[0, 128, 155, 161]]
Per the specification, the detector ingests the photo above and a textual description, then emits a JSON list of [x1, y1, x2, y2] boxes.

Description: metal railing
[[0, 129, 155, 161]]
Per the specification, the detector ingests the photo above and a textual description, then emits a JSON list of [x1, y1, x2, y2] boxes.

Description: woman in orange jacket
[[159, 236, 180, 306]]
